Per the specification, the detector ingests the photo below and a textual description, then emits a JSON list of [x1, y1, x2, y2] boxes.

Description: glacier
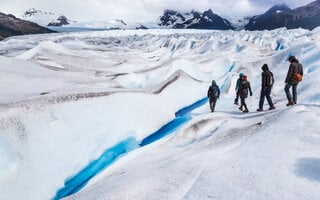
[[0, 28, 320, 200]]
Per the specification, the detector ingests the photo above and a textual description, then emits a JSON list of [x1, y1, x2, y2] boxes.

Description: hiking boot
[[269, 106, 275, 110], [286, 101, 294, 106], [238, 107, 243, 111], [234, 101, 238, 105], [256, 108, 263, 112], [243, 109, 249, 113]]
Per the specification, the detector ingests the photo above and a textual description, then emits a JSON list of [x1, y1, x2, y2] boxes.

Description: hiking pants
[[259, 86, 274, 109], [209, 97, 217, 112], [285, 83, 298, 103], [240, 97, 248, 111]]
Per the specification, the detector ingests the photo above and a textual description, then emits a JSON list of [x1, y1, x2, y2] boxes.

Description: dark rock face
[[0, 12, 55, 40], [246, 0, 320, 30], [48, 15, 70, 26], [158, 9, 234, 30]]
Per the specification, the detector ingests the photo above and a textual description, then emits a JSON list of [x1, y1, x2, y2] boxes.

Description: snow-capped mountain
[[22, 8, 75, 27], [48, 15, 71, 26], [246, 0, 320, 30], [245, 4, 291, 30], [20, 1, 320, 32], [158, 9, 234, 30], [0, 12, 54, 40]]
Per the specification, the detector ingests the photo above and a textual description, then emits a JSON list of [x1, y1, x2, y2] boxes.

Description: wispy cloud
[[0, 0, 315, 22]]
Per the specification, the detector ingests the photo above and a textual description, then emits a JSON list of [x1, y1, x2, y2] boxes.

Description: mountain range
[[245, 0, 320, 30], [22, 8, 75, 27], [158, 9, 234, 30], [158, 0, 320, 31]]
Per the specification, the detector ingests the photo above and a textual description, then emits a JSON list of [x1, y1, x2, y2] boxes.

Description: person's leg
[[243, 99, 249, 112], [212, 98, 217, 112], [285, 83, 294, 105], [209, 98, 214, 112], [258, 88, 266, 110], [239, 97, 244, 111], [265, 87, 274, 108], [292, 84, 298, 104]]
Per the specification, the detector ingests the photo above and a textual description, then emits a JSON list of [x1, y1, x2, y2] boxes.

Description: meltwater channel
[[54, 97, 208, 199]]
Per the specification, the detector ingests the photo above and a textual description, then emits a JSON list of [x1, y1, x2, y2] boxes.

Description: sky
[[0, 0, 316, 22], [0, 27, 320, 199]]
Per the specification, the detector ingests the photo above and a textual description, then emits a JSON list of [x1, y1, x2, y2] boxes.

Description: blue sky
[[0, 0, 316, 22]]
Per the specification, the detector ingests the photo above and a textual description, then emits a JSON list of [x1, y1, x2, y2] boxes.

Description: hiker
[[238, 75, 252, 113], [207, 80, 220, 112], [234, 72, 244, 105], [285, 55, 303, 106], [257, 64, 275, 111]]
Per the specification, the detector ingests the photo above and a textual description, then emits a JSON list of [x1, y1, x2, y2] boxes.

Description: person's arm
[[207, 87, 211, 98], [262, 72, 266, 88], [249, 82, 253, 96], [285, 64, 294, 83], [235, 79, 240, 91]]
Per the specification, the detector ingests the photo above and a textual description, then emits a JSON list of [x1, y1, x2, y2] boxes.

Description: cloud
[[0, 0, 316, 22]]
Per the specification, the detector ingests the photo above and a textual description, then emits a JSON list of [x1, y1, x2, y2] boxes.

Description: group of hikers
[[207, 55, 304, 113]]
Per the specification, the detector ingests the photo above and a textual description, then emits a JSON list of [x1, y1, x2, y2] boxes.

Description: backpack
[[291, 73, 302, 83], [209, 85, 219, 98], [269, 71, 274, 86], [291, 63, 303, 83]]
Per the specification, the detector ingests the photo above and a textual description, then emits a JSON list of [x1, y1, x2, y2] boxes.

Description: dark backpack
[[209, 85, 219, 98]]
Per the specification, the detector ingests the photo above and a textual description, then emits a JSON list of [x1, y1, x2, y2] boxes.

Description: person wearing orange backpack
[[285, 55, 303, 106]]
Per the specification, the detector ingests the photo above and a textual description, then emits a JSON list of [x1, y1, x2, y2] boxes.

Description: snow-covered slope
[[0, 28, 320, 200]]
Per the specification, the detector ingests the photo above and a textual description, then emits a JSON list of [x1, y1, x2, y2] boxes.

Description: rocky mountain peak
[[158, 9, 233, 30]]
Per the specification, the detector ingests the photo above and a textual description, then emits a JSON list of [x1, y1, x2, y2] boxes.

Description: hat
[[211, 80, 216, 85], [239, 72, 244, 77], [242, 75, 247, 80], [288, 55, 296, 62], [262, 63, 269, 71]]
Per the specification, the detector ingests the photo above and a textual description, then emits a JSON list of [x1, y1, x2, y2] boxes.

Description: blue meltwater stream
[[54, 97, 208, 199]]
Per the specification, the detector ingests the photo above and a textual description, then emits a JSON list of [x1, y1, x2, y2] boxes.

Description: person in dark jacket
[[207, 80, 220, 112], [257, 64, 275, 111], [238, 75, 252, 113], [234, 72, 244, 105], [285, 55, 303, 106]]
